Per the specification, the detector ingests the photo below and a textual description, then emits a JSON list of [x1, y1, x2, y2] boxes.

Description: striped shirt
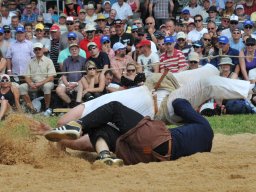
[[50, 39, 60, 71], [150, 0, 170, 19], [159, 49, 188, 73]]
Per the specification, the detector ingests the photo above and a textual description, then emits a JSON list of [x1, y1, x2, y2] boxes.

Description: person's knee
[[56, 86, 65, 96], [43, 82, 54, 94], [19, 83, 28, 95]]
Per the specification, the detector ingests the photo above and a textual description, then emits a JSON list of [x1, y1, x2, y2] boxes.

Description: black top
[[87, 52, 110, 69], [110, 33, 134, 48], [120, 73, 146, 88], [0, 88, 15, 107]]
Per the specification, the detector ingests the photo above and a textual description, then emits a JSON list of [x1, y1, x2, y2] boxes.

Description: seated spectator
[[19, 43, 56, 114], [0, 74, 22, 120], [229, 28, 244, 51], [56, 43, 86, 107], [207, 21, 218, 38], [137, 39, 159, 77], [221, 15, 244, 39], [159, 36, 188, 73], [76, 61, 105, 103], [103, 26, 110, 37], [58, 13, 68, 35], [132, 18, 143, 29], [0, 27, 10, 58], [3, 25, 14, 43], [106, 9, 117, 27], [219, 57, 238, 79], [85, 3, 97, 26], [156, 36, 166, 55], [205, 6, 221, 23], [64, 0, 81, 19], [192, 41, 208, 66], [174, 31, 192, 59], [100, 35, 115, 59], [201, 33, 214, 57], [183, 0, 203, 17], [20, 4, 38, 25], [121, 63, 145, 88], [47, 7, 59, 24], [235, 4, 250, 29], [102, 1, 112, 18], [243, 20, 256, 39], [136, 28, 157, 53], [1, 6, 16, 26], [222, 0, 235, 16], [25, 31, 33, 41], [180, 9, 194, 24], [219, 14, 231, 30], [188, 52, 200, 70], [110, 42, 135, 83], [239, 37, 256, 80], [83, 0, 102, 14], [10, 16, 23, 39], [86, 42, 110, 71], [95, 14, 107, 32], [22, 0, 39, 15]]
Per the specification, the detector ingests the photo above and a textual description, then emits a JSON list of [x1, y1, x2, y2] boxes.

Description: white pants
[[166, 76, 251, 123]]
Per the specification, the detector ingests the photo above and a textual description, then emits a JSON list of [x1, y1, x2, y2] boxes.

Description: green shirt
[[57, 48, 86, 64]]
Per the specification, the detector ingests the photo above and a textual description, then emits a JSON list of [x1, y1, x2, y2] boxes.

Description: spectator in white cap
[[110, 42, 135, 83], [219, 57, 238, 79], [0, 74, 22, 120], [59, 16, 84, 51], [235, 4, 250, 28], [221, 15, 244, 39], [102, 1, 112, 18], [85, 3, 97, 26], [174, 31, 192, 59], [19, 42, 56, 115], [188, 52, 200, 70]]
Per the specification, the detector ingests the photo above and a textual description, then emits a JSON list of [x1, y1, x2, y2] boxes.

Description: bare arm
[[135, 0, 140, 12], [11, 85, 22, 112], [6, 59, 12, 75], [0, 58, 7, 73], [148, 1, 153, 16], [239, 50, 249, 80], [86, 73, 106, 93]]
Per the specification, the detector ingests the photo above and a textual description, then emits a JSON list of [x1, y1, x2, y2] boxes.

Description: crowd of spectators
[[0, 0, 256, 118]]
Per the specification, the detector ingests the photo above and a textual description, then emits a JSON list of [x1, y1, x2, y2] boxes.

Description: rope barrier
[[6, 53, 256, 78]]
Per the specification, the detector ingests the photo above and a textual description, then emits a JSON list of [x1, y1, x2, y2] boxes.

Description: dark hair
[[24, 22, 33, 28], [104, 70, 113, 76], [194, 14, 203, 21]]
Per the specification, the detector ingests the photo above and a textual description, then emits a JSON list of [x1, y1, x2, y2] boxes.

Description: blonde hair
[[86, 60, 97, 71]]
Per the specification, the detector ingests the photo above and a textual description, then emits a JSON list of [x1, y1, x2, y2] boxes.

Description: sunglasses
[[88, 46, 97, 51], [36, 29, 43, 32], [246, 44, 255, 46], [138, 34, 144, 37], [34, 48, 42, 51], [88, 67, 96, 71], [165, 42, 173, 45], [193, 45, 201, 49], [232, 32, 240, 34], [222, 19, 230, 23], [207, 27, 215, 30], [127, 69, 136, 72], [230, 21, 238, 25], [189, 61, 198, 64], [66, 22, 74, 25], [132, 30, 138, 33], [194, 19, 202, 23], [244, 25, 253, 29], [204, 38, 211, 41], [68, 37, 76, 40], [1, 79, 9, 83], [219, 42, 226, 45], [146, 22, 153, 25], [178, 38, 185, 41], [103, 41, 110, 44], [86, 31, 94, 34], [4, 30, 10, 33]]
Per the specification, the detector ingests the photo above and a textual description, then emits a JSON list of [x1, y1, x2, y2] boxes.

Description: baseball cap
[[137, 28, 145, 35], [164, 36, 175, 44], [67, 32, 77, 38], [131, 25, 138, 31], [207, 6, 217, 13], [236, 4, 244, 9], [66, 16, 74, 22], [245, 37, 256, 45], [79, 9, 86, 14], [85, 24, 96, 32], [33, 42, 43, 49], [3, 25, 10, 32], [114, 19, 123, 25], [100, 35, 110, 44], [192, 40, 203, 47], [188, 52, 200, 62], [230, 15, 239, 21], [244, 20, 254, 27], [176, 31, 186, 40], [60, 13, 67, 18], [69, 43, 79, 49], [35, 23, 44, 30], [160, 24, 166, 29], [113, 42, 126, 51], [1, 74, 10, 82], [104, 1, 111, 5], [0, 27, 4, 34], [137, 39, 151, 47], [218, 36, 229, 44], [50, 24, 60, 32], [16, 26, 25, 33], [182, 9, 190, 14], [219, 57, 234, 65], [87, 42, 97, 49], [87, 4, 95, 9]]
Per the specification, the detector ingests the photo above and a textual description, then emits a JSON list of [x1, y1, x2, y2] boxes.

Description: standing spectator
[[85, 3, 97, 26], [56, 43, 86, 107], [20, 4, 38, 25], [64, 0, 81, 19], [19, 42, 56, 114], [80, 24, 101, 58], [22, 0, 39, 15], [6, 26, 35, 76], [86, 42, 110, 71], [111, 0, 133, 23], [110, 19, 134, 52], [229, 28, 244, 52], [47, 7, 59, 24], [183, 0, 203, 17], [58, 32, 86, 71], [174, 31, 192, 59], [0, 27, 11, 58], [59, 13, 68, 35], [49, 25, 61, 72], [201, 0, 210, 21], [3, 25, 14, 43], [187, 14, 208, 43], [110, 42, 135, 83], [32, 23, 51, 56], [1, 6, 16, 26], [148, 0, 174, 28], [159, 36, 188, 73], [137, 39, 159, 76], [59, 16, 84, 50]]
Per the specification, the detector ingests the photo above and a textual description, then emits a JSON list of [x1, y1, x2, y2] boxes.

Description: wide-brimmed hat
[[219, 57, 234, 65]]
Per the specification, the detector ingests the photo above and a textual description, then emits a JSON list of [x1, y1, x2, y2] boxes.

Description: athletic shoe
[[44, 121, 82, 142], [94, 150, 124, 166]]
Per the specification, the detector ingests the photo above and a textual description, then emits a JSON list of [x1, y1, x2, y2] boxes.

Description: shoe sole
[[98, 158, 124, 167], [44, 130, 80, 142]]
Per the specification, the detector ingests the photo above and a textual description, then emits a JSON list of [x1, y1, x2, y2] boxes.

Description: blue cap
[[244, 20, 253, 27], [182, 9, 190, 14], [100, 35, 110, 44], [16, 26, 25, 33], [131, 25, 138, 31], [67, 32, 77, 38], [192, 40, 203, 47], [218, 36, 229, 44], [0, 27, 4, 34], [164, 36, 175, 44]]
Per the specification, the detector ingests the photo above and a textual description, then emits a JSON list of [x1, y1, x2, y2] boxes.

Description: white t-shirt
[[187, 28, 208, 42], [137, 52, 160, 77], [131, 41, 157, 53], [221, 28, 244, 39], [183, 5, 204, 17], [112, 2, 133, 20]]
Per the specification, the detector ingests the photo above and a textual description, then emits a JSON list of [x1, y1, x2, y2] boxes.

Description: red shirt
[[79, 36, 101, 58], [159, 49, 188, 73], [242, 3, 256, 15]]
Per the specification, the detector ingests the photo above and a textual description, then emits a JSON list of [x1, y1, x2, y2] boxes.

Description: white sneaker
[[43, 108, 52, 117], [44, 121, 82, 142]]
